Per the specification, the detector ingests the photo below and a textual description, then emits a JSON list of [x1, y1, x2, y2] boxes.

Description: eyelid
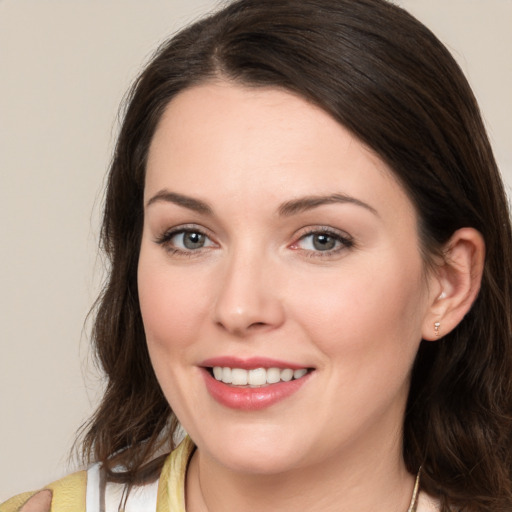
[[289, 226, 354, 255], [153, 223, 353, 258], [154, 224, 218, 254]]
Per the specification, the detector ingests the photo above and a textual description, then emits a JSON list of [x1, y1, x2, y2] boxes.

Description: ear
[[422, 227, 485, 341]]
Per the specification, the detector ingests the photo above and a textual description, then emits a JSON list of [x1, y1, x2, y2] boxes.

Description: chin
[[216, 448, 304, 475], [194, 425, 310, 475]]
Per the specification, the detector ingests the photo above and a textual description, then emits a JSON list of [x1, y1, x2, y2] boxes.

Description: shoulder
[[0, 470, 87, 512], [1, 438, 195, 512]]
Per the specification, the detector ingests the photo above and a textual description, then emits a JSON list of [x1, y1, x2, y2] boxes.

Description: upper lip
[[200, 356, 311, 370]]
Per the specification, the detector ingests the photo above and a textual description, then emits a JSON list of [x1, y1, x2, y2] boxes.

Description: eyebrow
[[278, 194, 378, 217], [146, 189, 378, 217], [146, 190, 214, 215]]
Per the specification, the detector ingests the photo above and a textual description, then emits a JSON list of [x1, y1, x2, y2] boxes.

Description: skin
[[138, 81, 481, 511], [19, 490, 52, 512]]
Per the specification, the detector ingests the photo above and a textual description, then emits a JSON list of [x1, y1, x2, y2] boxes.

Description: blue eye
[[304, 233, 337, 251], [295, 230, 353, 254], [173, 231, 209, 250], [156, 228, 215, 252]]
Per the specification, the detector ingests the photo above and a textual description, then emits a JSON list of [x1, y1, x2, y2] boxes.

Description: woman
[[3, 0, 511, 510]]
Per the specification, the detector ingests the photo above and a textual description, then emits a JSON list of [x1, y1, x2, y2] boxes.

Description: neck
[[186, 432, 416, 512]]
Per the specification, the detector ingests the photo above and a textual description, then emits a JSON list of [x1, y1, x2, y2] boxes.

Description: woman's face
[[138, 82, 437, 475]]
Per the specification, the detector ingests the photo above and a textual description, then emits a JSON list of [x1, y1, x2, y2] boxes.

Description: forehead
[[145, 81, 415, 227]]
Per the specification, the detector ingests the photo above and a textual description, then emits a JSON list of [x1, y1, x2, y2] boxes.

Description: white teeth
[[222, 367, 232, 383], [211, 366, 309, 386], [294, 369, 307, 379], [248, 368, 267, 386], [280, 368, 293, 382], [231, 368, 248, 385], [267, 367, 281, 384]]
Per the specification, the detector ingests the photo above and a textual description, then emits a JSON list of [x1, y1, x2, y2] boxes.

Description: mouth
[[208, 366, 312, 387], [200, 359, 314, 410]]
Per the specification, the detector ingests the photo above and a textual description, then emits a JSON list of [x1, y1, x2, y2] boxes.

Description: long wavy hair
[[80, 0, 512, 509]]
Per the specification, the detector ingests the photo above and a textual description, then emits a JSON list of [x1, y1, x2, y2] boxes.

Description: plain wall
[[1, 0, 511, 501]]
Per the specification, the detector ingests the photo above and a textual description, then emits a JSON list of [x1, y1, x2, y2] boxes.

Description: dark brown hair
[[80, 0, 512, 509]]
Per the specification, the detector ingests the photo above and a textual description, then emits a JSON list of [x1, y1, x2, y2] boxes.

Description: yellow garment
[[157, 435, 194, 512], [0, 437, 194, 512], [0, 492, 37, 512], [0, 471, 87, 512]]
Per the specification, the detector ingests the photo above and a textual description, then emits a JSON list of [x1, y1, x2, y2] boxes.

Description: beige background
[[1, 0, 510, 501]]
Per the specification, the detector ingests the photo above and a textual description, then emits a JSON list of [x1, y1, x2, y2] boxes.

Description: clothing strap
[[86, 464, 159, 512], [158, 436, 195, 512]]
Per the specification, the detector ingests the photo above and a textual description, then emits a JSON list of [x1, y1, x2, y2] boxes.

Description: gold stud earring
[[434, 322, 441, 337]]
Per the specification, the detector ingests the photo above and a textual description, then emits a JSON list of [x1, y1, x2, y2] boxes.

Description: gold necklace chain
[[195, 466, 423, 512], [193, 443, 422, 512], [407, 467, 422, 512]]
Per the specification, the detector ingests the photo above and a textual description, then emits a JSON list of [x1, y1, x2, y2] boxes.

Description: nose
[[213, 250, 285, 336]]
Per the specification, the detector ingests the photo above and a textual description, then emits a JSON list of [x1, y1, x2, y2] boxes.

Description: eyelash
[[154, 225, 215, 257], [154, 225, 354, 258], [291, 227, 354, 258]]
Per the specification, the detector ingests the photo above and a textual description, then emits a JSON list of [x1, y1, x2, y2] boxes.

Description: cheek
[[137, 251, 210, 354], [287, 254, 427, 363]]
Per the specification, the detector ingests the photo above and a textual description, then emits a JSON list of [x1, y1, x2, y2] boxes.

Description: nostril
[[249, 322, 267, 329]]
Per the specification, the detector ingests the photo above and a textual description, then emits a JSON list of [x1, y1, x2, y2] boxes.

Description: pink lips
[[200, 357, 312, 411]]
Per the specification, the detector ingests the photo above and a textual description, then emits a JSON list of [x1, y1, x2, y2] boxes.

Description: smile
[[211, 366, 309, 387], [201, 359, 314, 410]]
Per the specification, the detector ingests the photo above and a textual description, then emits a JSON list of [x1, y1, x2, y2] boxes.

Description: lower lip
[[202, 369, 312, 410]]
